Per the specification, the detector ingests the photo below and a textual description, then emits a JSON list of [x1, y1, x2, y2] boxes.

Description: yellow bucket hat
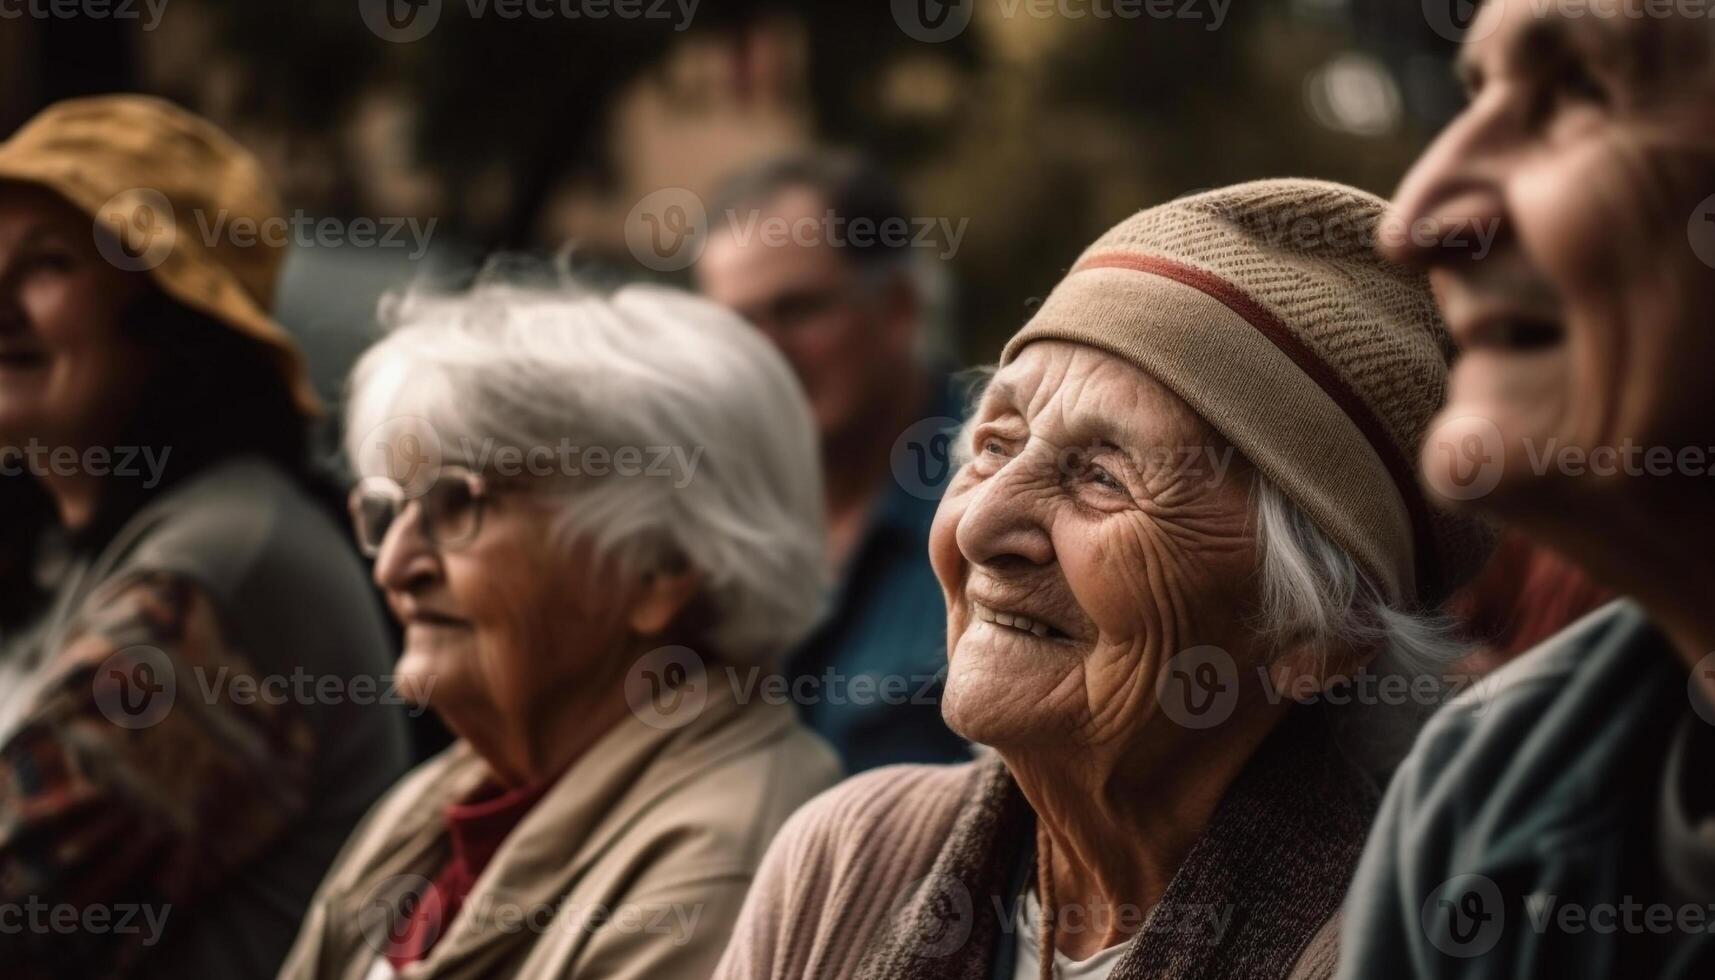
[[0, 94, 321, 416]]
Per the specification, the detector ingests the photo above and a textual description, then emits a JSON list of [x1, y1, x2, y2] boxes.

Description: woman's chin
[[941, 657, 1059, 748]]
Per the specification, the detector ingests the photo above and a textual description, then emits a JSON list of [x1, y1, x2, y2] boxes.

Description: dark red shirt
[[385, 777, 553, 968]]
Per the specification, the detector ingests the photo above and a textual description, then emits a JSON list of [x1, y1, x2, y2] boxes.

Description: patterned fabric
[[0, 570, 313, 979]]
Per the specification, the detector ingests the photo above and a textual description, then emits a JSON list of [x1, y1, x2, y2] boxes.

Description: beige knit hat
[[1001, 179, 1491, 608]]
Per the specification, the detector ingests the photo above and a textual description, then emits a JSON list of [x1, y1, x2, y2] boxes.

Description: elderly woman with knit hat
[[0, 98, 407, 977], [714, 179, 1494, 980]]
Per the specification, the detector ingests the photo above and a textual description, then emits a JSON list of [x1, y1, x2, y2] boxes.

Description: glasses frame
[[349, 465, 493, 558]]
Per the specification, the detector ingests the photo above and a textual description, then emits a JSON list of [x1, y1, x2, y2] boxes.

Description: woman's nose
[[954, 452, 1055, 568], [371, 501, 441, 595]]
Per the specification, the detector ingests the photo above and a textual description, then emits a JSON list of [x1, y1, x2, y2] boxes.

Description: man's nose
[[1381, 91, 1514, 269]]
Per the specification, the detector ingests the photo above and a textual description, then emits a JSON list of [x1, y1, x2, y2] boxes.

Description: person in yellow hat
[[0, 95, 407, 978]]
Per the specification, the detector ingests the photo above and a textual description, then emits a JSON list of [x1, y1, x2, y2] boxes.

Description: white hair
[[1251, 476, 1462, 680], [343, 271, 828, 666]]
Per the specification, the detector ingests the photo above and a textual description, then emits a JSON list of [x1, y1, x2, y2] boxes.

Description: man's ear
[[628, 566, 704, 637]]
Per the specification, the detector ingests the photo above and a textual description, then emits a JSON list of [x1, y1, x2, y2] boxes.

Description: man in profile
[[697, 152, 969, 771], [1340, 1, 1715, 976]]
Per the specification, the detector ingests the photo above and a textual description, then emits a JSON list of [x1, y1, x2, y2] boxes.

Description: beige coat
[[278, 673, 841, 980]]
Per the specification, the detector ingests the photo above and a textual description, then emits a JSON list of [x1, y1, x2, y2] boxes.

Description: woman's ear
[[1263, 636, 1367, 704], [627, 566, 704, 637]]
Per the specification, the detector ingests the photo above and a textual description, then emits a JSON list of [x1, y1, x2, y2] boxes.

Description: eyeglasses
[[349, 466, 493, 558]]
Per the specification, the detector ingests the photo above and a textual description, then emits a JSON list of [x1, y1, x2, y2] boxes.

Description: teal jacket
[[1338, 600, 1715, 979]]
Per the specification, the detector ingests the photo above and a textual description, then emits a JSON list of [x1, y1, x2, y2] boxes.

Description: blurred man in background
[[1339, 1, 1715, 976], [697, 152, 969, 771]]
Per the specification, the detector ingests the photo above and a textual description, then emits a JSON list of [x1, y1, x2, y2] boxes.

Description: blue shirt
[[786, 378, 972, 772]]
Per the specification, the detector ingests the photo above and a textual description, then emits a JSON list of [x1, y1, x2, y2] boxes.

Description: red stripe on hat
[[1074, 251, 1441, 604]]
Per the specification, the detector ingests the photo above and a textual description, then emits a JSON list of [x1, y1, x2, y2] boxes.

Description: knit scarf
[[853, 708, 1377, 980]]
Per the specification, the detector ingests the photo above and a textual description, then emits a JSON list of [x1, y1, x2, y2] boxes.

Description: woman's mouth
[[971, 601, 1070, 640]]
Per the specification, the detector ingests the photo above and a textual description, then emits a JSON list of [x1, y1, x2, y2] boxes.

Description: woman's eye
[[983, 439, 1007, 456], [1088, 465, 1126, 493]]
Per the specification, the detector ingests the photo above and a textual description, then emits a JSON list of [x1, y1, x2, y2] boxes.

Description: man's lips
[[1450, 312, 1565, 355], [0, 348, 48, 370]]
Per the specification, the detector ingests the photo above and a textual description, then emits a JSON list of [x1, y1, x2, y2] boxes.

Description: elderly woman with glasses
[[714, 180, 1495, 980], [279, 276, 842, 980]]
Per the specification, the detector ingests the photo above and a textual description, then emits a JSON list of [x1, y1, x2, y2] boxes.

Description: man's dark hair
[[707, 150, 914, 273]]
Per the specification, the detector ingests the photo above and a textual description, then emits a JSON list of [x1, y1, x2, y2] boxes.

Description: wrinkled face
[[1391, 0, 1715, 520], [697, 186, 916, 446], [369, 467, 634, 744], [930, 341, 1270, 751], [0, 185, 151, 450]]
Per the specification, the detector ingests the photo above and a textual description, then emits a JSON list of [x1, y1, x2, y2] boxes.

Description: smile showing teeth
[[972, 601, 1052, 639]]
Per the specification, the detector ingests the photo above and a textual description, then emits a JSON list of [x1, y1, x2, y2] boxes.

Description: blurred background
[[2, 0, 1469, 410]]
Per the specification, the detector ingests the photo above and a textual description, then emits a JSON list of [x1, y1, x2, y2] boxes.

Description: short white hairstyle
[[343, 272, 828, 666]]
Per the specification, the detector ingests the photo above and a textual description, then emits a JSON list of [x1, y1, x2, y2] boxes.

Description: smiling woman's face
[[930, 341, 1267, 751]]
